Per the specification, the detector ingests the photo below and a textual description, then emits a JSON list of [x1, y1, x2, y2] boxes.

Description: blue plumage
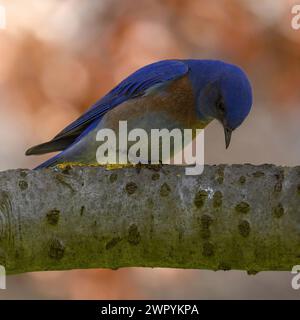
[[53, 60, 188, 141], [26, 59, 253, 169]]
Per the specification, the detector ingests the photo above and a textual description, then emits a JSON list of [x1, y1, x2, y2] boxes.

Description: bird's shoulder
[[101, 75, 198, 129], [52, 60, 191, 142]]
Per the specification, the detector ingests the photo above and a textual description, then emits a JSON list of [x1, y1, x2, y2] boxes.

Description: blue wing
[[26, 60, 189, 156], [54, 60, 189, 139]]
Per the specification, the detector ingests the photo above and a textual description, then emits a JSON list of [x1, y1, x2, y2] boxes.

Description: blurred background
[[0, 0, 300, 299]]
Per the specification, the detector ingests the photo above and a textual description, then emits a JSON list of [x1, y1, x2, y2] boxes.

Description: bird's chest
[[99, 76, 202, 133]]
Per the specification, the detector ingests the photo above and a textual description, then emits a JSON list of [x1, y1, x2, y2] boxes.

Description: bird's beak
[[224, 126, 232, 149]]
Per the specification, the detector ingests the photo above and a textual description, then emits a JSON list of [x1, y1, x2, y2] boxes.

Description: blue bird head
[[188, 60, 253, 148]]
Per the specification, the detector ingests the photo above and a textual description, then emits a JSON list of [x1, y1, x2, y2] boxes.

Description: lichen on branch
[[0, 164, 299, 275]]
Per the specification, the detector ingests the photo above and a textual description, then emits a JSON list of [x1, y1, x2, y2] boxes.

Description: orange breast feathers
[[99, 75, 206, 132]]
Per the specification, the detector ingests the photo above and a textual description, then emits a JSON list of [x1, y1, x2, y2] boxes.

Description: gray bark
[[0, 164, 299, 275]]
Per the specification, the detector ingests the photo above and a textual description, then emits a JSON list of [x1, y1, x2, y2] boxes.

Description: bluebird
[[26, 59, 253, 169]]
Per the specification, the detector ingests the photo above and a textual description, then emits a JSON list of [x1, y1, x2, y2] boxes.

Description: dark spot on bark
[[19, 180, 28, 191], [80, 206, 85, 216], [297, 185, 300, 195], [253, 171, 264, 178], [152, 173, 160, 181], [46, 209, 60, 225], [247, 270, 259, 275], [213, 191, 223, 208], [235, 201, 250, 214], [109, 173, 118, 183], [106, 237, 122, 250], [238, 220, 250, 237], [272, 203, 284, 218], [127, 224, 141, 245], [202, 241, 214, 257], [194, 190, 208, 208], [125, 182, 138, 195], [48, 239, 64, 260], [160, 183, 171, 197], [239, 176, 246, 184]]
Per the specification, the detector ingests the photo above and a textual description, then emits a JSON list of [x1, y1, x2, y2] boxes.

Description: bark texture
[[0, 164, 300, 274]]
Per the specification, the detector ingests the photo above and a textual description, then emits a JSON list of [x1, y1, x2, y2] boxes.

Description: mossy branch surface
[[0, 164, 300, 275]]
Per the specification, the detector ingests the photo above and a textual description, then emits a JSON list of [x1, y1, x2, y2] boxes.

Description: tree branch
[[0, 164, 299, 275]]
